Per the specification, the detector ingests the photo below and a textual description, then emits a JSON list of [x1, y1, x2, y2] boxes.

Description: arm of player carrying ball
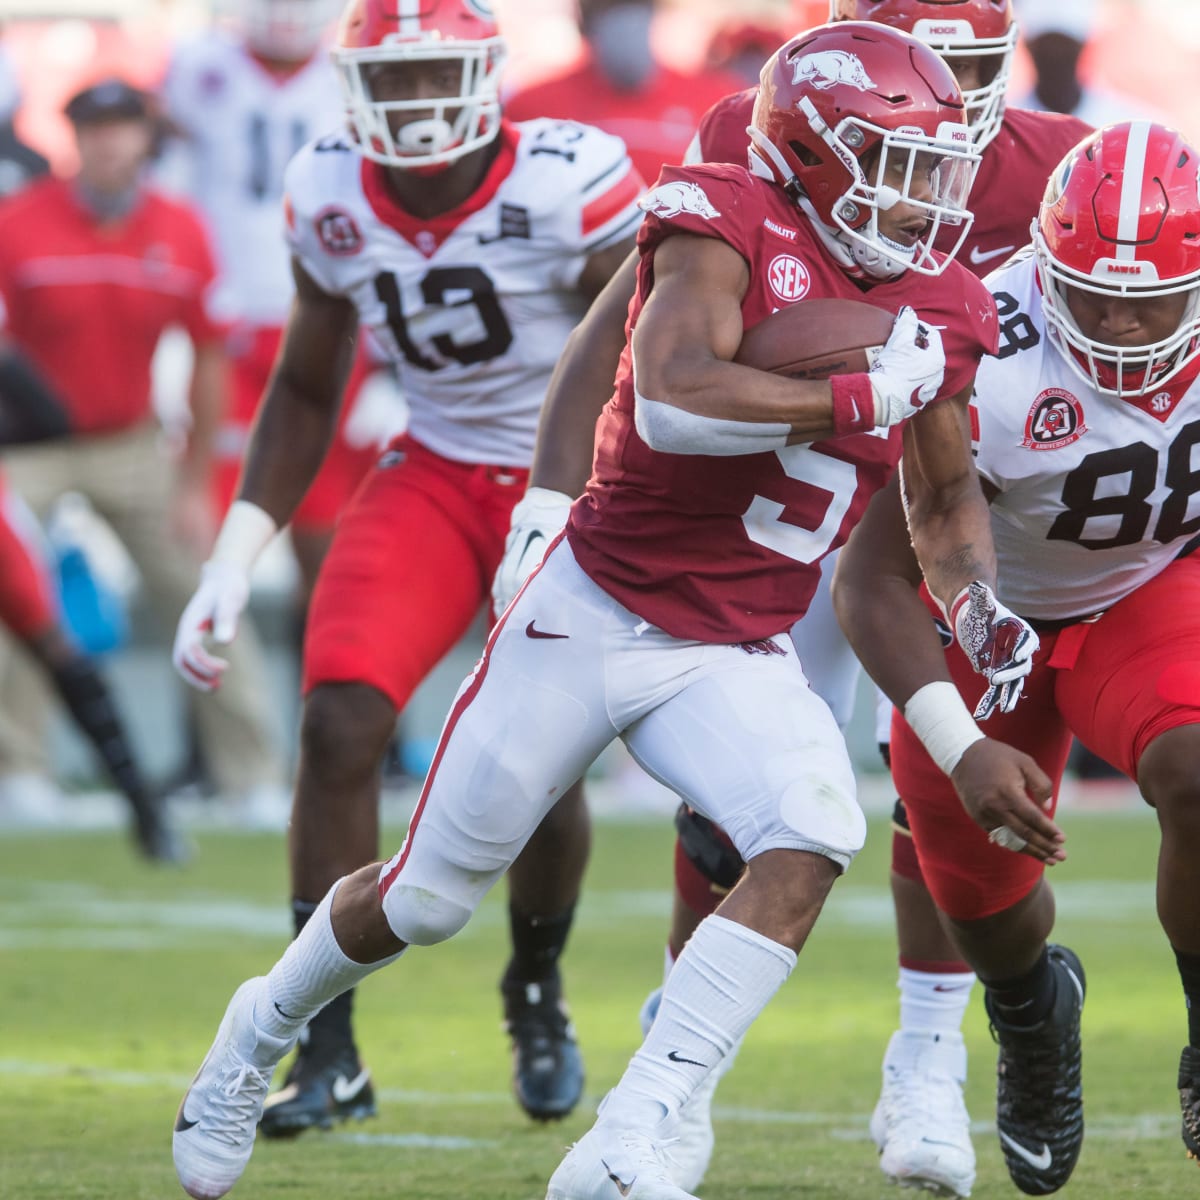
[[631, 234, 942, 453]]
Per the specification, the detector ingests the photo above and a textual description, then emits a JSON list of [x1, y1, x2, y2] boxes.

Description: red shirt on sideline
[[504, 58, 744, 189], [0, 176, 225, 434]]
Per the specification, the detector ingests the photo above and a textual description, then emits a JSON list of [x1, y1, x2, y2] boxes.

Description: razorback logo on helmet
[[639, 181, 721, 220], [315, 207, 364, 256], [791, 49, 876, 91], [767, 254, 811, 302], [1021, 387, 1088, 450]]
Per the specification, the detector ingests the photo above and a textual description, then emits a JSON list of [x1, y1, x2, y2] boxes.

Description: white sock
[[604, 915, 796, 1128], [253, 879, 404, 1041], [662, 943, 676, 986], [898, 966, 975, 1035]]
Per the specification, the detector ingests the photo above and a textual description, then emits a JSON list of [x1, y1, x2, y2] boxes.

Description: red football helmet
[[749, 21, 978, 278], [1035, 121, 1200, 397], [238, 0, 342, 61], [829, 1, 1016, 149], [333, 0, 506, 169]]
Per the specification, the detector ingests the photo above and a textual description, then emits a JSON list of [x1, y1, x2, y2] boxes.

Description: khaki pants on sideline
[[0, 424, 285, 793]]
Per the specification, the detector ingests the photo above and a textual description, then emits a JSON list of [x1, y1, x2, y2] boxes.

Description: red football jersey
[[693, 94, 1092, 278], [0, 177, 225, 434], [567, 163, 997, 643]]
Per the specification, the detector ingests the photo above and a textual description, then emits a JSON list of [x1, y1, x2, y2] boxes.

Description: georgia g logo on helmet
[[791, 50, 876, 91]]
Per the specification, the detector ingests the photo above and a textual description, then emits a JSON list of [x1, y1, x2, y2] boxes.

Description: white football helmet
[[238, 0, 342, 62]]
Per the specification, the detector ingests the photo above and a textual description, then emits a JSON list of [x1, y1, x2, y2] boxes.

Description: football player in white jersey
[[835, 119, 1200, 1194], [161, 0, 388, 610], [170, 0, 643, 1142]]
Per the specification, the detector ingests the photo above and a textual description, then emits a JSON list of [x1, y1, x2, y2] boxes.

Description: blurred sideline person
[[171, 0, 643, 1140], [0, 35, 48, 198], [836, 118, 1200, 1194], [0, 381, 184, 860], [491, 1, 1092, 1192], [160, 0, 399, 616], [170, 22, 1037, 1200], [1014, 0, 1164, 127], [0, 79, 286, 821], [503, 0, 744, 188]]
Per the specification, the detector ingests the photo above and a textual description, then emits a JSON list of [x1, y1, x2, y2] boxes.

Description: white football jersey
[[975, 252, 1200, 621], [161, 29, 343, 326], [283, 118, 643, 467]]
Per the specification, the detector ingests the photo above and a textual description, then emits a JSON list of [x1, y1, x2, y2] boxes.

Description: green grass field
[[1, 807, 1193, 1199]]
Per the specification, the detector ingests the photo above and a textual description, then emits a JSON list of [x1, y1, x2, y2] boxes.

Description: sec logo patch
[[1021, 387, 1087, 450], [767, 255, 810, 302]]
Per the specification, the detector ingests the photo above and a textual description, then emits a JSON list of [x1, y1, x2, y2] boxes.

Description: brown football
[[733, 297, 896, 380]]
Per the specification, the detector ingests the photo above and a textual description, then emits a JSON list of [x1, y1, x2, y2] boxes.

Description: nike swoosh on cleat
[[174, 1101, 199, 1133], [969, 243, 1015, 265], [601, 1158, 636, 1197], [526, 621, 569, 640], [999, 1131, 1054, 1170], [667, 1049, 708, 1067], [330, 1068, 371, 1103]]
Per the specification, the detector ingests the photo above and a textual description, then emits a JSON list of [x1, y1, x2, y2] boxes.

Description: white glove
[[172, 560, 251, 692], [491, 487, 572, 616], [950, 581, 1041, 720], [869, 306, 946, 427]]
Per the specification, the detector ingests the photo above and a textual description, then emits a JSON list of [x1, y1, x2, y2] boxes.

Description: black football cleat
[[1178, 1045, 1200, 1162], [258, 1037, 376, 1139], [985, 944, 1086, 1195], [500, 966, 584, 1122]]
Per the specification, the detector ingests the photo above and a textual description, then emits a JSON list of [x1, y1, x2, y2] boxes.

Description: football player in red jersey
[[491, 2, 1094, 1191], [172, 22, 1042, 1200], [835, 119, 1200, 1194], [170, 0, 643, 1152]]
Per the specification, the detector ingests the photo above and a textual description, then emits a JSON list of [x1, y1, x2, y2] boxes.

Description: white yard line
[[0, 1059, 1178, 1139]]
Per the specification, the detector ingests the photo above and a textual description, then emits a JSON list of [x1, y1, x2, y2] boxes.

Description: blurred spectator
[[0, 38, 47, 198], [0, 78, 288, 826], [1015, 0, 1164, 126], [0, 468, 186, 861], [504, 0, 745, 185], [704, 18, 789, 87], [159, 0, 401, 620]]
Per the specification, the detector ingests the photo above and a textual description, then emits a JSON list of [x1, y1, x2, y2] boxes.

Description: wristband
[[903, 680, 984, 776], [830, 374, 876, 435], [208, 500, 278, 574]]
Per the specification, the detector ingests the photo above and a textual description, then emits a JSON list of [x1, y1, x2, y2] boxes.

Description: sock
[[254, 880, 402, 1042], [504, 903, 575, 982], [50, 657, 155, 823], [662, 944, 676, 987], [1174, 947, 1200, 1048], [982, 945, 1055, 1028], [292, 897, 355, 1046], [897, 966, 976, 1035], [602, 914, 795, 1128]]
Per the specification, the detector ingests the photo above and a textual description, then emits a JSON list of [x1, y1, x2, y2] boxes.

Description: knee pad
[[674, 803, 746, 891], [380, 883, 474, 947]]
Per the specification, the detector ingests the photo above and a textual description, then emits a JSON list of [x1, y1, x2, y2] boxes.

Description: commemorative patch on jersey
[[766, 254, 811, 302], [315, 206, 364, 257], [1021, 387, 1088, 450], [639, 181, 720, 220]]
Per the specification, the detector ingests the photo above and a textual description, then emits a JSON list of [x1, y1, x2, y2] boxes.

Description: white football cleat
[[545, 1116, 697, 1200], [869, 1029, 975, 1197], [638, 985, 739, 1192], [173, 979, 296, 1199]]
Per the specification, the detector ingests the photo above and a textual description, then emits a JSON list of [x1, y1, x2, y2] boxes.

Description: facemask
[[586, 5, 656, 92]]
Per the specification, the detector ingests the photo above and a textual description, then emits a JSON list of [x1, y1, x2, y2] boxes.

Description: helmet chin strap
[[748, 133, 908, 283]]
